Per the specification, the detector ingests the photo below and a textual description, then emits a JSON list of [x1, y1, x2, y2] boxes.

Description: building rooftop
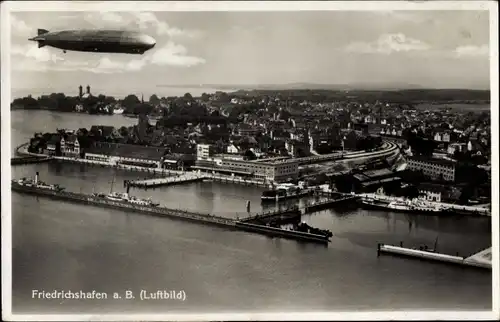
[[87, 142, 167, 160], [409, 156, 456, 167]]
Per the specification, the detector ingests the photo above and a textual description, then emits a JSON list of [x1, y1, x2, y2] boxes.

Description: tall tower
[[78, 85, 83, 98], [141, 93, 144, 103], [86, 85, 91, 95]]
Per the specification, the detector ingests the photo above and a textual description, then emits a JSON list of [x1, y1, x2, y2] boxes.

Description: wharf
[[12, 183, 330, 245], [304, 193, 360, 213], [359, 193, 491, 217], [11, 155, 54, 165], [377, 243, 491, 270], [240, 206, 302, 225], [127, 172, 268, 188], [127, 172, 207, 188]]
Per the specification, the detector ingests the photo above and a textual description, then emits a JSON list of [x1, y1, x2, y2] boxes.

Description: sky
[[8, 9, 491, 97]]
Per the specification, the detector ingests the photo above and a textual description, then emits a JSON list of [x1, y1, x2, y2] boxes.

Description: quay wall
[[378, 244, 491, 270], [12, 184, 236, 229], [12, 184, 331, 245], [235, 222, 329, 244]]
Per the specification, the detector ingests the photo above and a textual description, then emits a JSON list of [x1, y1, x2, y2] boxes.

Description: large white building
[[218, 158, 299, 183], [407, 156, 456, 182], [196, 144, 216, 160]]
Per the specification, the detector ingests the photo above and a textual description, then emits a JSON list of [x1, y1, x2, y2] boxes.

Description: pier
[[304, 193, 360, 213], [127, 172, 268, 188], [11, 155, 54, 165], [359, 193, 491, 217], [12, 183, 330, 245], [240, 206, 302, 225], [377, 243, 491, 270], [126, 172, 207, 188]]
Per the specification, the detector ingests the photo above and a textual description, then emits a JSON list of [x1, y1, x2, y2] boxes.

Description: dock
[[127, 172, 268, 188], [12, 183, 330, 245], [304, 193, 360, 213], [377, 243, 491, 270], [11, 155, 54, 166], [359, 193, 491, 216], [240, 206, 302, 226], [127, 172, 207, 188]]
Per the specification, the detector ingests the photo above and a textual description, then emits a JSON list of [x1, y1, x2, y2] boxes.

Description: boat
[[113, 106, 124, 115], [106, 191, 127, 201], [12, 172, 65, 192], [360, 195, 444, 214], [261, 183, 313, 202], [293, 222, 333, 238]]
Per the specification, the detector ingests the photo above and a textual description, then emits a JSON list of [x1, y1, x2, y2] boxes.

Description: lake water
[[9, 110, 492, 314]]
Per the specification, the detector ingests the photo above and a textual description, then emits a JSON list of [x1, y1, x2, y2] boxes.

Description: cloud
[[11, 44, 64, 63], [345, 33, 430, 54], [11, 15, 32, 36], [453, 45, 489, 57], [10, 41, 205, 73], [84, 11, 201, 38], [149, 41, 206, 67]]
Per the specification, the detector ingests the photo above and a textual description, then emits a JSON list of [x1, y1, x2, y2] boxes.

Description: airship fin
[[37, 28, 49, 35], [38, 41, 46, 48]]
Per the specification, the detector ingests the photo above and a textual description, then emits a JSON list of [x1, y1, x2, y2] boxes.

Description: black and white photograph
[[1, 1, 498, 320]]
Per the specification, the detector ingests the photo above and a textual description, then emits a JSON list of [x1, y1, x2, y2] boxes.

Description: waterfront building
[[447, 143, 467, 156], [407, 156, 456, 182], [193, 154, 299, 183], [219, 158, 299, 183], [196, 144, 216, 161], [84, 142, 167, 168], [60, 135, 80, 157], [44, 134, 62, 156]]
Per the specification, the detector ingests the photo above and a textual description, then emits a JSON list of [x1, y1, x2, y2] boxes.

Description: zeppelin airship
[[28, 29, 156, 54]]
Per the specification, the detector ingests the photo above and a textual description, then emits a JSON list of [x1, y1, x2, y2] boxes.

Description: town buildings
[[406, 156, 456, 182]]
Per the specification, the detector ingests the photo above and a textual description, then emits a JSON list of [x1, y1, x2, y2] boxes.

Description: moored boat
[[12, 172, 65, 192], [261, 183, 313, 202], [360, 195, 444, 214]]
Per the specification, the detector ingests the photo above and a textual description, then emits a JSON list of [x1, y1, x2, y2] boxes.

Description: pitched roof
[[87, 142, 167, 160]]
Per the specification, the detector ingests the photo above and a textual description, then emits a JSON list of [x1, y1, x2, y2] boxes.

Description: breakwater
[[377, 243, 491, 270], [12, 184, 330, 245], [11, 155, 54, 166]]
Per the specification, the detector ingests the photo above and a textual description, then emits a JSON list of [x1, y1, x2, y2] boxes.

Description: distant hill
[[157, 82, 489, 92]]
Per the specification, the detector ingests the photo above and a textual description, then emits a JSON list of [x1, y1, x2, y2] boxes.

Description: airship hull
[[29, 29, 156, 55]]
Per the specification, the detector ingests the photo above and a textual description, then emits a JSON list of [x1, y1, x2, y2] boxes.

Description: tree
[[201, 93, 210, 102], [122, 94, 141, 111], [149, 94, 160, 105], [183, 92, 193, 100]]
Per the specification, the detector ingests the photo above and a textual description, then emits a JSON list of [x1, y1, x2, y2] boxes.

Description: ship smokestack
[[246, 200, 251, 213], [126, 184, 130, 194], [34, 172, 39, 185]]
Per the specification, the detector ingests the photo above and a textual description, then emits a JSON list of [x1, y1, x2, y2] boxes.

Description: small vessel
[[104, 173, 159, 206], [261, 183, 313, 202], [360, 194, 444, 214], [113, 105, 124, 115], [293, 222, 333, 238], [12, 172, 65, 192], [106, 191, 127, 201]]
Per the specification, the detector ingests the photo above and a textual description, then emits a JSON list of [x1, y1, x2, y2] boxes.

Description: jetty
[[127, 172, 268, 188], [240, 206, 302, 226], [377, 243, 491, 270], [304, 193, 360, 213], [126, 172, 207, 188], [12, 182, 330, 245], [359, 193, 491, 217], [11, 155, 54, 166]]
